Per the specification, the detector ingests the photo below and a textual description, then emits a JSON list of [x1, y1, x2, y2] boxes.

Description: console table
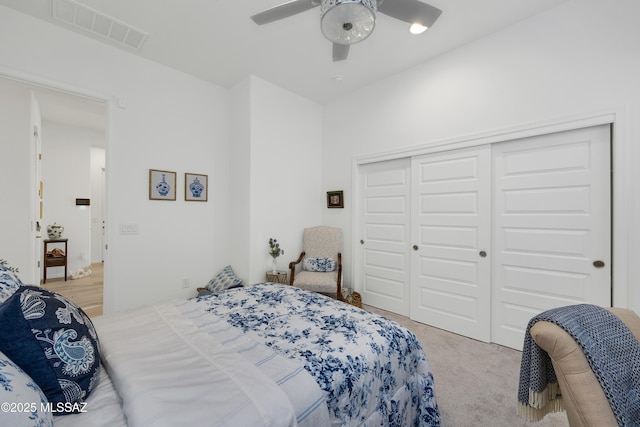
[[43, 238, 68, 283]]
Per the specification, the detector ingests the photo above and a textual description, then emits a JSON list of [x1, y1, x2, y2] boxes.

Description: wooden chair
[[289, 226, 342, 298]]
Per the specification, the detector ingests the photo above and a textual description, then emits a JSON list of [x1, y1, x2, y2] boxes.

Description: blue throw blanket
[[518, 304, 640, 426]]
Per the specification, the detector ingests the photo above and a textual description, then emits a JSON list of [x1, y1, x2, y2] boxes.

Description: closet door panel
[[491, 125, 611, 350], [358, 158, 411, 316], [411, 146, 492, 342]]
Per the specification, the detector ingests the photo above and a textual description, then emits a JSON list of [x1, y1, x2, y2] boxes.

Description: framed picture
[[185, 173, 208, 202], [149, 169, 176, 200], [327, 190, 344, 208]]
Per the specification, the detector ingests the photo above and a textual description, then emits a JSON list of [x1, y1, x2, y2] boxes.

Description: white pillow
[[0, 350, 53, 426]]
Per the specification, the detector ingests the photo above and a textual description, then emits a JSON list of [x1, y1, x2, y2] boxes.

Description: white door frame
[[30, 112, 42, 283], [352, 109, 629, 309]]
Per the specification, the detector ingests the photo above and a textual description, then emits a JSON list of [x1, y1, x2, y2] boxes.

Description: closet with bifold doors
[[357, 124, 611, 350]]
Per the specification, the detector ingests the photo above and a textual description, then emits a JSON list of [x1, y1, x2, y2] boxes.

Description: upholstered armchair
[[527, 307, 640, 426], [289, 226, 342, 298]]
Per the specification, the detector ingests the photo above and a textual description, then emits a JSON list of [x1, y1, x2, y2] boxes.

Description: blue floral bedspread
[[193, 283, 440, 426]]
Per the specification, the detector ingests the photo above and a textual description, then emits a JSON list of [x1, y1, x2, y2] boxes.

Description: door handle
[[413, 245, 419, 251], [360, 240, 364, 245], [593, 260, 605, 268], [479, 251, 487, 258]]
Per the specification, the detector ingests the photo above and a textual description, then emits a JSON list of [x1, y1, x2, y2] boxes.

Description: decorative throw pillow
[[0, 286, 100, 414], [205, 265, 243, 293], [0, 350, 54, 426], [0, 265, 23, 304], [303, 257, 337, 272]]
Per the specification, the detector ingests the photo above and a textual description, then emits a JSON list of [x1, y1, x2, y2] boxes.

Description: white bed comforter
[[91, 300, 330, 427], [193, 284, 440, 426], [53, 366, 127, 427]]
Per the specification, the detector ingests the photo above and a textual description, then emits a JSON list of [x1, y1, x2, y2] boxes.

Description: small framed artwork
[[149, 169, 177, 201], [185, 173, 208, 202], [327, 190, 344, 208]]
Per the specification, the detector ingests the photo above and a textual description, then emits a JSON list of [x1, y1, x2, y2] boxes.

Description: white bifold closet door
[[491, 125, 611, 349]]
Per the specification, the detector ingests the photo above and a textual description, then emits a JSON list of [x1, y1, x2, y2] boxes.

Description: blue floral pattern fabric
[[194, 283, 440, 426], [0, 265, 23, 304], [0, 350, 53, 426], [303, 257, 337, 272], [205, 265, 243, 293], [0, 286, 100, 414]]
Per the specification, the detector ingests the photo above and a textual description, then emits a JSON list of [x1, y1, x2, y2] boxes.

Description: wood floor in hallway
[[43, 262, 103, 318]]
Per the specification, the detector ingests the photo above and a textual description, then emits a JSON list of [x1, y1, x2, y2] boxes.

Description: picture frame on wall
[[185, 173, 208, 202], [149, 169, 177, 201], [327, 190, 344, 208]]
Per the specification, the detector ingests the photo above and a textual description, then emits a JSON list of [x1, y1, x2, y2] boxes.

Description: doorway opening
[[1, 74, 109, 317]]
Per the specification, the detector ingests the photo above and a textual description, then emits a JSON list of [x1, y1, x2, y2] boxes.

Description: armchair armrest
[[530, 307, 640, 427], [336, 253, 342, 297], [289, 252, 305, 285]]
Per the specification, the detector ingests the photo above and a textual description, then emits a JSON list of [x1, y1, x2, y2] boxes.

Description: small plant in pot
[[268, 238, 284, 273]]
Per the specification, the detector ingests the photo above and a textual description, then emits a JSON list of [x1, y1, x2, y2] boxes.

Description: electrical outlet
[[181, 278, 190, 289]]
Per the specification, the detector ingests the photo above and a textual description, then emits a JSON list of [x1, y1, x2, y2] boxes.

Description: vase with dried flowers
[[268, 238, 284, 273]]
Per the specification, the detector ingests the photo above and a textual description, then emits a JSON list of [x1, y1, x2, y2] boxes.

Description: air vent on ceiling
[[52, 0, 148, 50]]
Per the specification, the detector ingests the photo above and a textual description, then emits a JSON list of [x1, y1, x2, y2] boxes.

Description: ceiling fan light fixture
[[409, 23, 428, 34], [321, 0, 377, 45]]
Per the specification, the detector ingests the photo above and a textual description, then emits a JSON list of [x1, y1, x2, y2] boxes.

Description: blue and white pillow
[[303, 257, 337, 272], [0, 265, 23, 304], [205, 265, 243, 293], [0, 350, 53, 426], [0, 286, 100, 414]]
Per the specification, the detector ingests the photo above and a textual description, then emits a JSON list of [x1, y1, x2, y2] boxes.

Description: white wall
[[0, 78, 32, 276], [0, 5, 231, 311], [322, 0, 640, 308], [230, 76, 322, 284], [41, 121, 99, 278]]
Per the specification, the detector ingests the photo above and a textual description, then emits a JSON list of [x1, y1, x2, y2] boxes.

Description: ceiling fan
[[250, 0, 442, 62]]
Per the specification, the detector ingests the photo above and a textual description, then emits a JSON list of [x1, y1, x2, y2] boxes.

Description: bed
[[0, 279, 440, 427]]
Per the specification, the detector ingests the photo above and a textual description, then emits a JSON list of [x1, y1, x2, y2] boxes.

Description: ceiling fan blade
[[250, 0, 319, 25], [377, 0, 442, 28], [333, 43, 350, 62]]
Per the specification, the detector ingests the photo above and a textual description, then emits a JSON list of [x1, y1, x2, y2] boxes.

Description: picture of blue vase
[[149, 170, 176, 201], [189, 177, 204, 198], [156, 174, 170, 196], [185, 173, 207, 202]]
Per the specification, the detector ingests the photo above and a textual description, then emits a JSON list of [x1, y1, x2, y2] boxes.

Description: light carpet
[[363, 305, 569, 427]]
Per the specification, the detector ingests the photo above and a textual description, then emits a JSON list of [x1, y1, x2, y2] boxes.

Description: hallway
[[43, 262, 103, 318]]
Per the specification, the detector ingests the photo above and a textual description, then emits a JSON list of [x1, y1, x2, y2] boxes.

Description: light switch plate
[[119, 224, 139, 235]]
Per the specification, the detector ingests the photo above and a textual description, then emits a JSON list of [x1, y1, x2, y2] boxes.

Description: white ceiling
[[1, 0, 567, 106]]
